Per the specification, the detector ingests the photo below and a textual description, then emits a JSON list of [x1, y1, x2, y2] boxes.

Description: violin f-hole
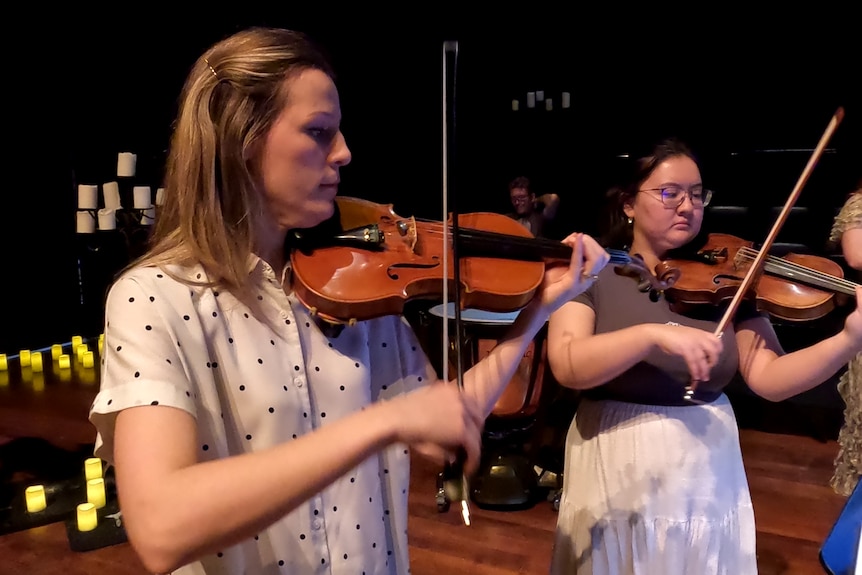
[[713, 273, 743, 285], [387, 258, 441, 280]]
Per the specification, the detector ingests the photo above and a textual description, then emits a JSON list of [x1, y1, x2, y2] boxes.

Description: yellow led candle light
[[82, 351, 95, 369], [58, 354, 71, 370], [87, 478, 106, 509], [84, 458, 103, 481], [25, 485, 47, 513], [30, 351, 43, 373], [71, 335, 83, 349], [51, 344, 63, 360], [0, 354, 6, 371], [76, 344, 88, 363], [19, 350, 31, 368], [77, 503, 97, 532]]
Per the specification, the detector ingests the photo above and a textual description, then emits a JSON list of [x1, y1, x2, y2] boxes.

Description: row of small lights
[[512, 90, 572, 111]]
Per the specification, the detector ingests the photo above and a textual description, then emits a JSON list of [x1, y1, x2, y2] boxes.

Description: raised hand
[[538, 233, 610, 314]]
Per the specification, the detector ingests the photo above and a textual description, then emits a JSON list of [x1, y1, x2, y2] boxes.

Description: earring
[[627, 217, 633, 225]]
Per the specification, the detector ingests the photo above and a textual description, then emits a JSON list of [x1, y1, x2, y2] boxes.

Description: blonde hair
[[132, 27, 334, 299]]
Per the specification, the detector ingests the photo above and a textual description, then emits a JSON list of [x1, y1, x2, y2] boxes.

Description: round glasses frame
[[639, 186, 713, 208]]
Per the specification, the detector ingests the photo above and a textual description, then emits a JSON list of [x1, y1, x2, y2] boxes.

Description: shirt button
[[294, 377, 303, 388], [279, 311, 288, 319], [312, 519, 322, 530]]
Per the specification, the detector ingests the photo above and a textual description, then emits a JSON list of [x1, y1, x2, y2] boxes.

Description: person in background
[[828, 181, 862, 497], [544, 137, 862, 574], [507, 176, 560, 238], [87, 26, 610, 575]]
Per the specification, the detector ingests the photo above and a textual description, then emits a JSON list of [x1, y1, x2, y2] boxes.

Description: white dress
[[549, 395, 757, 575], [89, 257, 439, 575], [548, 266, 759, 575]]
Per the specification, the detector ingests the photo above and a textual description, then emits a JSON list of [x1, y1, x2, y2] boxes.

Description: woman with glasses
[[544, 137, 862, 574]]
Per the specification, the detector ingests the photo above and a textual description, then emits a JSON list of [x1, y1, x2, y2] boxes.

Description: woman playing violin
[[545, 137, 862, 575], [87, 26, 609, 575], [829, 181, 862, 497]]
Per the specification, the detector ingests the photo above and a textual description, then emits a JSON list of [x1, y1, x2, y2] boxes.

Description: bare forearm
[[548, 324, 656, 390], [462, 299, 548, 416], [748, 331, 860, 401], [120, 404, 396, 572]]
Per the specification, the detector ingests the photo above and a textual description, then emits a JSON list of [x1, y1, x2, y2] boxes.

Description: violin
[[657, 233, 858, 322], [680, 106, 845, 402], [287, 195, 672, 325]]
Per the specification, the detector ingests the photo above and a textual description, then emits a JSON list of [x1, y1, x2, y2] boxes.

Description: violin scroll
[[608, 249, 680, 301]]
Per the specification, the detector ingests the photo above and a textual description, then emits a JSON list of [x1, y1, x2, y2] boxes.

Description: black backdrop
[[2, 10, 860, 353]]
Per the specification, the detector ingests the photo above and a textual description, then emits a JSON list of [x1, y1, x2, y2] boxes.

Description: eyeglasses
[[639, 185, 713, 208], [511, 194, 531, 204]]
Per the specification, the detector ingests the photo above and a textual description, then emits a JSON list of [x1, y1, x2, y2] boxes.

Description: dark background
[[2, 9, 860, 355]]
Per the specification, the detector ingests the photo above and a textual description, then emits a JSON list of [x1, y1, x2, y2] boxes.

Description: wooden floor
[[2, 428, 847, 575], [405, 428, 847, 575]]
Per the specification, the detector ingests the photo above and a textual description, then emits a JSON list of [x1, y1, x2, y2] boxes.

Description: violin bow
[[441, 38, 471, 526], [683, 106, 845, 403]]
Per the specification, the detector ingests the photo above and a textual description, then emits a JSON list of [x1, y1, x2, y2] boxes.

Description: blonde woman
[[829, 184, 862, 497], [87, 26, 609, 575]]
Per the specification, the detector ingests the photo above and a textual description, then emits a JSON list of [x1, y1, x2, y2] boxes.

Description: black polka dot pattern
[[88, 263, 431, 572]]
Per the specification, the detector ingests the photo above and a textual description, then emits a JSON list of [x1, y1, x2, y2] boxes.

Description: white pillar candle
[[536, 90, 544, 101], [140, 205, 156, 225], [562, 91, 571, 109], [98, 208, 117, 231], [87, 478, 106, 509], [133, 186, 151, 209], [526, 92, 535, 108], [84, 458, 103, 481], [117, 152, 137, 177], [77, 503, 98, 531], [25, 485, 47, 513], [78, 185, 98, 209], [76, 211, 95, 234], [545, 98, 553, 111], [511, 99, 519, 111], [155, 187, 166, 206], [103, 181, 121, 209]]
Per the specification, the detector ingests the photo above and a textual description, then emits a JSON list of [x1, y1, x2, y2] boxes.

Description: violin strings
[[411, 218, 570, 251], [736, 247, 859, 294]]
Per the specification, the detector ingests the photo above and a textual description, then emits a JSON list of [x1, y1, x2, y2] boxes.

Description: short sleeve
[[830, 192, 862, 243], [572, 280, 598, 311], [89, 273, 198, 464]]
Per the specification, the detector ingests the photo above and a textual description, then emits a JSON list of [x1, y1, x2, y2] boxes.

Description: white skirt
[[549, 393, 757, 575]]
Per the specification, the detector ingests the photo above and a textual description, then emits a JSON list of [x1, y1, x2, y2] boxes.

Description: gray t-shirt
[[573, 265, 764, 405]]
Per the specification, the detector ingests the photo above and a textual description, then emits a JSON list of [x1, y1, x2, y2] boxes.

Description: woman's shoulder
[[110, 262, 208, 297]]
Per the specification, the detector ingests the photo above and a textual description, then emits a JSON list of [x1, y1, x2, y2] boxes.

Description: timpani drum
[[426, 303, 545, 418]]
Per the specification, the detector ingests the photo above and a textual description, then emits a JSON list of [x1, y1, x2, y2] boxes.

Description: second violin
[[658, 232, 858, 322]]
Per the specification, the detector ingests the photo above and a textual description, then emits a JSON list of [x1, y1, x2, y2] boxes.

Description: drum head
[[428, 302, 521, 325]]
